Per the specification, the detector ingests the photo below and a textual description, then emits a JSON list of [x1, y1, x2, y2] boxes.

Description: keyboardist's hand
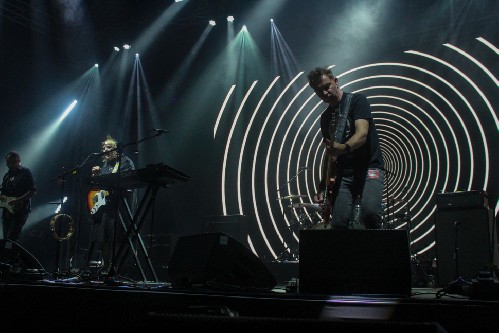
[[91, 166, 101, 177]]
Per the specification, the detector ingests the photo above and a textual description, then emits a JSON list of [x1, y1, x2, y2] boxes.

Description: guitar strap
[[334, 92, 353, 143]]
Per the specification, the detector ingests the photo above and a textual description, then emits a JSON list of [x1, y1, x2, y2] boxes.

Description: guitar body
[[321, 156, 336, 226], [87, 189, 109, 215], [0, 195, 16, 214]]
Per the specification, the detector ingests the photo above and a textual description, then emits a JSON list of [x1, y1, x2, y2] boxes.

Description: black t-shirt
[[320, 92, 384, 177], [100, 155, 135, 175], [1, 166, 37, 213], [98, 155, 135, 213]]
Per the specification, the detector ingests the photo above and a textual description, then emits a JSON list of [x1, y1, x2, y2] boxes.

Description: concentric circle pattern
[[216, 37, 498, 261]]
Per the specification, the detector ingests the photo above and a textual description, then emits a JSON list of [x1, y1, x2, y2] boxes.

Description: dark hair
[[5, 151, 20, 160], [307, 66, 334, 86]]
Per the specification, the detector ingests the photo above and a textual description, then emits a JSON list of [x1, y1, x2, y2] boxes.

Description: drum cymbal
[[288, 202, 323, 212], [278, 194, 307, 200]]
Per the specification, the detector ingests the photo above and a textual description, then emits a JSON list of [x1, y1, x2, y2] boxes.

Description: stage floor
[[1, 270, 498, 333]]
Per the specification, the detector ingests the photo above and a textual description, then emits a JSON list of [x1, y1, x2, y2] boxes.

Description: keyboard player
[[85, 134, 135, 274]]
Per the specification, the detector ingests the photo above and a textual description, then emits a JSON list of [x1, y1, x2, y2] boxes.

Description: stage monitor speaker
[[0, 239, 46, 280], [168, 232, 276, 290], [435, 207, 495, 287], [206, 215, 248, 247], [299, 229, 412, 296]]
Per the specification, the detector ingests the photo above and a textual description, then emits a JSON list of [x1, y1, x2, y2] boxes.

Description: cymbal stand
[[275, 169, 306, 261]]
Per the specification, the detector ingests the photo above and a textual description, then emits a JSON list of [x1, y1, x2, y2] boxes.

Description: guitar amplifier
[[436, 190, 488, 210]]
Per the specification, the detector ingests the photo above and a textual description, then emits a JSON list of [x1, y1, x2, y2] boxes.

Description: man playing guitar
[[0, 151, 37, 242], [308, 66, 385, 230]]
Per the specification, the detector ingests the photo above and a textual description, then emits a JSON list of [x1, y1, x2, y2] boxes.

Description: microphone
[[153, 128, 169, 134]]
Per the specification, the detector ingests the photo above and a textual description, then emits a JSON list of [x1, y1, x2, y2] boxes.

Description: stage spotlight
[[174, 0, 183, 2], [135, 53, 139, 58], [227, 16, 234, 22], [94, 64, 99, 68], [209, 20, 216, 26], [114, 46, 120, 52], [270, 19, 273, 22], [123, 44, 131, 49], [242, 25, 247, 32]]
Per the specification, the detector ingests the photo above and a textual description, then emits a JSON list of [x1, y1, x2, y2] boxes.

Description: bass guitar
[[321, 108, 340, 227], [87, 189, 109, 215]]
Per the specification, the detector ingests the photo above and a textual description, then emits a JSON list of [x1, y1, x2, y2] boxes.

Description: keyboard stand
[[110, 183, 162, 282]]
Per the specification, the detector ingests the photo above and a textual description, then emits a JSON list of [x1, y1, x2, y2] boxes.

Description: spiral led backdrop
[[216, 36, 498, 261]]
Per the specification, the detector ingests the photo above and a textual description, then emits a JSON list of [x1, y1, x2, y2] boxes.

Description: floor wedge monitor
[[168, 232, 276, 290]]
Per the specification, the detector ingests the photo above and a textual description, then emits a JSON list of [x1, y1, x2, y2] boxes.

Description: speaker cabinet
[[435, 207, 495, 287], [168, 232, 276, 290], [0, 239, 46, 281], [206, 215, 248, 247], [299, 229, 412, 296]]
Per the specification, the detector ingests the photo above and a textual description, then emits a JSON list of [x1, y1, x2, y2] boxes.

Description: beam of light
[[132, 0, 188, 54], [56, 99, 77, 124], [54, 196, 68, 214], [158, 24, 214, 108], [270, 20, 301, 83]]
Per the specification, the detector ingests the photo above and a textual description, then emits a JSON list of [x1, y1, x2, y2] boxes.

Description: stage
[[1, 265, 498, 333]]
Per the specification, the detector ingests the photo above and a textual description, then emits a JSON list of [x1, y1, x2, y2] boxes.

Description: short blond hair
[[104, 135, 117, 148]]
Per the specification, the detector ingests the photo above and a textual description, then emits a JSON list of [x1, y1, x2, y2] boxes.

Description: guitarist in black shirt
[[0, 151, 37, 242], [308, 67, 385, 230]]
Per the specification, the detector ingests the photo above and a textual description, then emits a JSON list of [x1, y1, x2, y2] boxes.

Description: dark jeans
[[2, 211, 29, 242], [330, 168, 384, 229], [87, 211, 117, 271]]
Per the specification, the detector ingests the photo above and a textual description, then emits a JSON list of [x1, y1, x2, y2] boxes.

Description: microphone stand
[[276, 169, 306, 194], [51, 153, 101, 278], [103, 130, 167, 283], [383, 168, 396, 228]]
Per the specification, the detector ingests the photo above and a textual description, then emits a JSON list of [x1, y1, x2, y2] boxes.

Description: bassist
[[308, 67, 385, 230]]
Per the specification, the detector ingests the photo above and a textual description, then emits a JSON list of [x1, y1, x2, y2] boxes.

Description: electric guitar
[[0, 195, 16, 214], [87, 189, 109, 215], [321, 108, 340, 227]]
